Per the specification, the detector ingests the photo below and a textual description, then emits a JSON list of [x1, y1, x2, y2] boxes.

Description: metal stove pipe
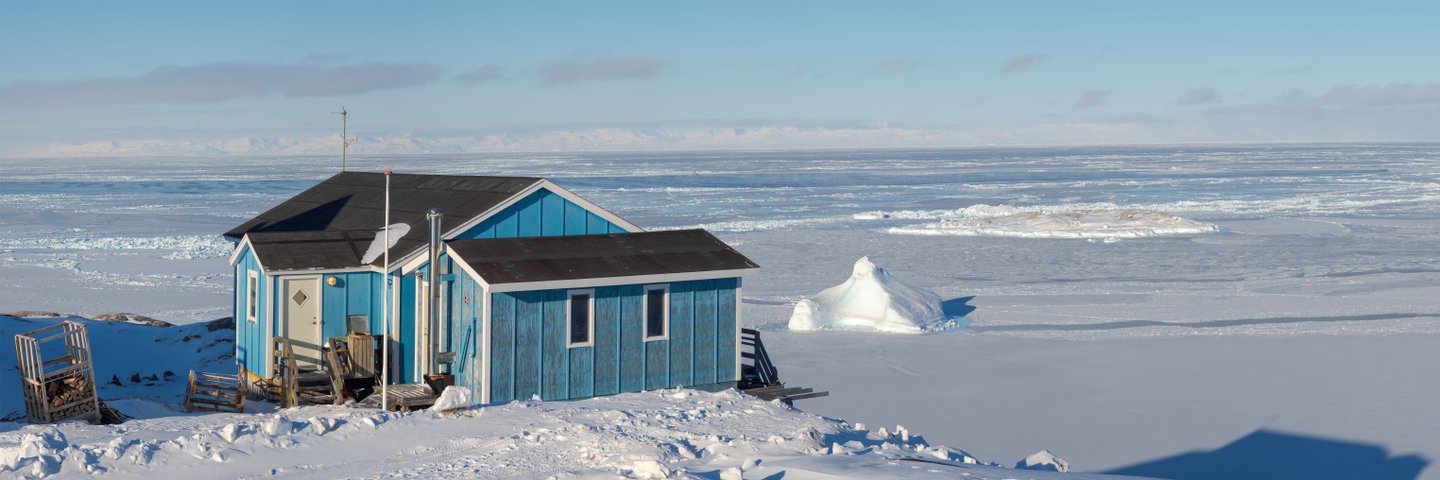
[[426, 208, 443, 375]]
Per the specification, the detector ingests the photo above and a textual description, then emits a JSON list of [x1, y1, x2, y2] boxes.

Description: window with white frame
[[644, 284, 668, 341], [246, 271, 259, 323], [567, 289, 594, 347]]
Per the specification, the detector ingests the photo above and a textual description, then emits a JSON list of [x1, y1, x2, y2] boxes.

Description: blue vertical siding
[[455, 188, 626, 240], [668, 283, 694, 388], [716, 279, 738, 382], [618, 285, 645, 392], [516, 194, 542, 237], [442, 256, 484, 396], [541, 193, 565, 236], [513, 291, 543, 400], [540, 290, 567, 400], [593, 287, 620, 396], [490, 293, 516, 402], [563, 202, 587, 235], [398, 273, 416, 383], [693, 281, 718, 386]]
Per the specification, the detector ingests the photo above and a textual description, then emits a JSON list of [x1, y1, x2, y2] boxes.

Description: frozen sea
[[2, 143, 1438, 478]]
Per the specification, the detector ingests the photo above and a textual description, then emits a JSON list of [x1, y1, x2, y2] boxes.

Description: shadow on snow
[[1104, 429, 1429, 480]]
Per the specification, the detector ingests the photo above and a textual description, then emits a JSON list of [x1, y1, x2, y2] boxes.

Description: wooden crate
[[13, 321, 101, 423]]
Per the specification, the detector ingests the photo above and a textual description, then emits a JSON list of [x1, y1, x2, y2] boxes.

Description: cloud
[[1270, 63, 1316, 75], [1096, 113, 1170, 124], [535, 55, 670, 86], [998, 54, 1046, 74], [788, 65, 824, 80], [1178, 87, 1222, 106], [1317, 83, 1440, 106], [1207, 83, 1440, 118], [1, 61, 442, 110], [1072, 90, 1111, 108], [456, 65, 508, 85], [868, 57, 916, 75], [3, 122, 1164, 158]]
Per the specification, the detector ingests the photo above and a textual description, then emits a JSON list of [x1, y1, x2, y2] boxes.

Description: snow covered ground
[[2, 144, 1438, 478]]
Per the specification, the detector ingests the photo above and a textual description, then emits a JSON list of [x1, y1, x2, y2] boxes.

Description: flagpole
[[381, 170, 392, 410]]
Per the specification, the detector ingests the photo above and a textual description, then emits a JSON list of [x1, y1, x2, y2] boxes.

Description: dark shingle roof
[[246, 230, 370, 271], [447, 230, 758, 285], [229, 172, 540, 269]]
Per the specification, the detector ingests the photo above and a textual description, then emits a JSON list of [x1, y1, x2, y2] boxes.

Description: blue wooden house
[[224, 172, 758, 405]]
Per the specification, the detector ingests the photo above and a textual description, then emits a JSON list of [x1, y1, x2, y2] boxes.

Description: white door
[[282, 277, 322, 370]]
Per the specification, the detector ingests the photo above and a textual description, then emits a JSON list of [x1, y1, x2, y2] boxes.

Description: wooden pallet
[[380, 384, 437, 412], [184, 370, 245, 413]]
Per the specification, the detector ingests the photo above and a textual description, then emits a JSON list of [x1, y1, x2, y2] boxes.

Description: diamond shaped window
[[292, 290, 308, 306]]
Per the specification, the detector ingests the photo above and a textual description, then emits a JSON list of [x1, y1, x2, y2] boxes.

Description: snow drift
[[788, 257, 960, 334]]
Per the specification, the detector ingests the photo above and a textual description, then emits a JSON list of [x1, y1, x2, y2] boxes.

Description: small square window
[[644, 285, 668, 341], [567, 290, 594, 347]]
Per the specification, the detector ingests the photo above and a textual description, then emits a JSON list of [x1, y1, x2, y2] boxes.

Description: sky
[[1, 0, 1438, 157]]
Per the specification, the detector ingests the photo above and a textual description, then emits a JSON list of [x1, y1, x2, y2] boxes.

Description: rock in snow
[[1015, 450, 1070, 472], [788, 257, 959, 334]]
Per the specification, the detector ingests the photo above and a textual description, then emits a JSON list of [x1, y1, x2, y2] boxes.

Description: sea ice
[[1015, 450, 1069, 472], [788, 257, 958, 334], [883, 205, 1222, 240]]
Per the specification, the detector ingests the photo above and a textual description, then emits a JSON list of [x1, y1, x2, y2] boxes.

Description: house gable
[[453, 184, 634, 240]]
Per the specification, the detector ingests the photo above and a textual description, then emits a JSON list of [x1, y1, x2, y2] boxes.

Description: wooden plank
[[693, 281, 718, 386], [513, 291, 543, 400], [516, 193, 542, 237], [540, 190, 565, 236], [563, 202, 586, 235], [585, 211, 609, 234], [716, 280, 738, 382], [668, 282, 694, 388], [495, 204, 520, 238], [781, 391, 830, 402], [618, 285, 645, 393], [540, 289, 567, 400], [490, 293, 516, 402], [472, 217, 496, 239], [645, 337, 668, 391], [593, 287, 621, 396], [568, 345, 594, 399]]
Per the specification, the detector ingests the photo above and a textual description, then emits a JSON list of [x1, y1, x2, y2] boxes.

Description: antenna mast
[[333, 107, 357, 171]]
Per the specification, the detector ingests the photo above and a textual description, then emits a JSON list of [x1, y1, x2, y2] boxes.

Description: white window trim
[[246, 270, 259, 323], [643, 284, 669, 342], [566, 289, 595, 348]]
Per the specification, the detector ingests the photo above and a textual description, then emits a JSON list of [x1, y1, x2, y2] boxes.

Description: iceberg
[[788, 257, 959, 334]]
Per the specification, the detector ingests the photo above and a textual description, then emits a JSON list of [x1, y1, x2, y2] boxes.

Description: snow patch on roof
[[359, 223, 410, 265]]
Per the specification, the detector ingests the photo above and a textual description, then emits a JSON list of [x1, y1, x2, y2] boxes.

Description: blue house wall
[[487, 278, 739, 403], [233, 246, 271, 377]]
